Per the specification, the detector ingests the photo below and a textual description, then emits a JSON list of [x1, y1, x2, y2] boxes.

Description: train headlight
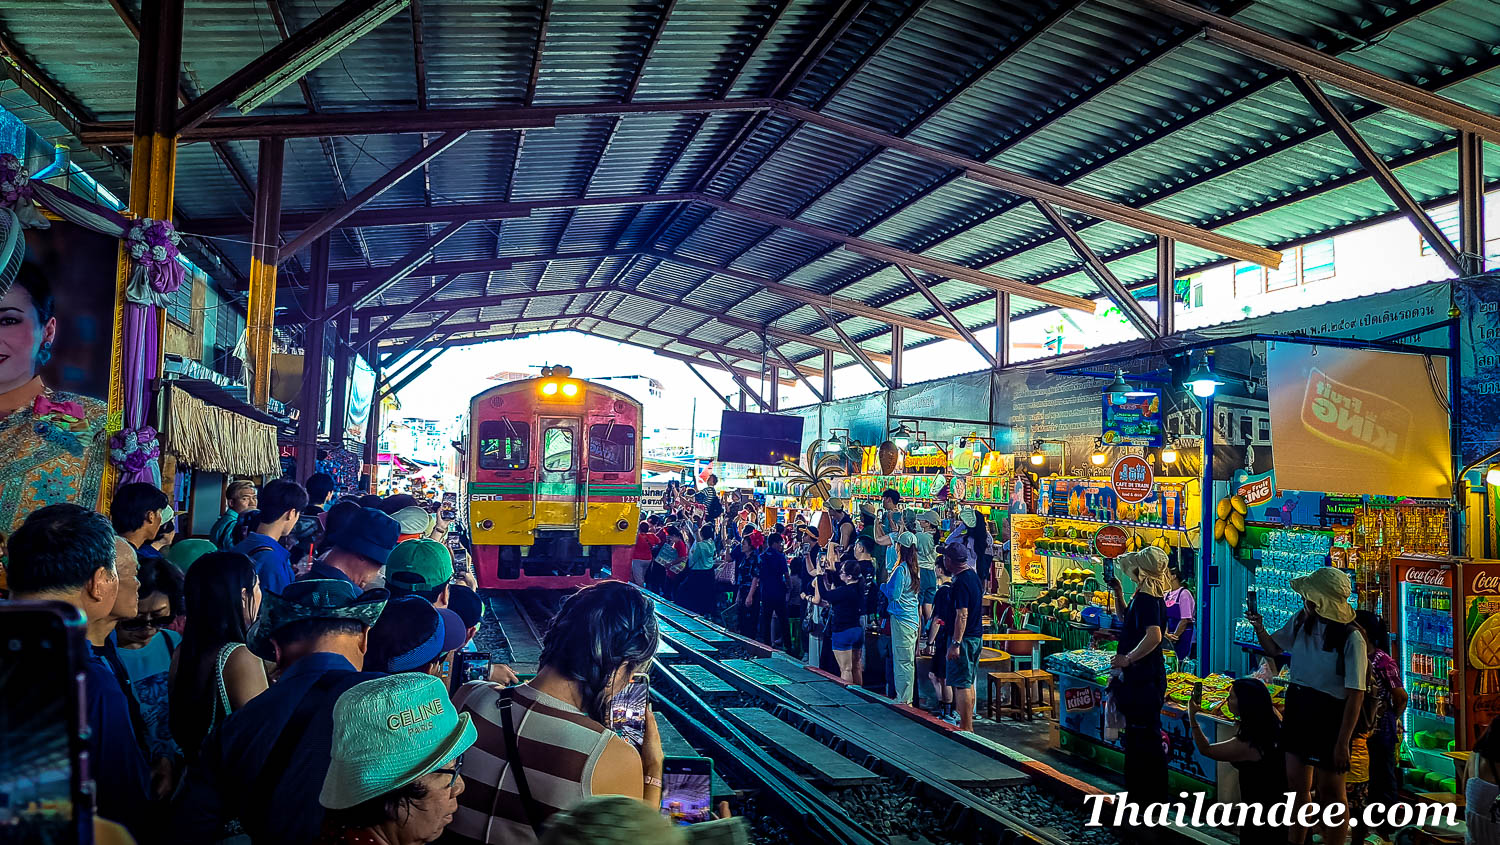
[[561, 382, 579, 397], [540, 381, 559, 396]]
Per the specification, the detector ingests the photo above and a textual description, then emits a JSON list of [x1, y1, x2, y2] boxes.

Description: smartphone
[[1245, 588, 1258, 618], [660, 756, 713, 825], [0, 602, 93, 845], [607, 672, 651, 747], [1191, 680, 1204, 709], [449, 651, 492, 693], [1103, 558, 1116, 586]]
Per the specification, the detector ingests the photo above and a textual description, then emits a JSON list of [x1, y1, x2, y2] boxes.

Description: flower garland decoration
[[0, 153, 49, 230], [124, 217, 186, 307], [110, 426, 163, 484]]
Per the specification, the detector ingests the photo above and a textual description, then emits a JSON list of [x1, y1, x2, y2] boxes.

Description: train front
[[464, 366, 642, 590]]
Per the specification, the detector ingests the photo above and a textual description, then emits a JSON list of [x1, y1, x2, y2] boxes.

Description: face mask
[[159, 506, 176, 525]]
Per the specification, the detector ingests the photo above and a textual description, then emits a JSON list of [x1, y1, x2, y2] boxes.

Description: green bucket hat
[[386, 538, 454, 595], [247, 579, 388, 660], [319, 674, 477, 811], [166, 538, 217, 572]]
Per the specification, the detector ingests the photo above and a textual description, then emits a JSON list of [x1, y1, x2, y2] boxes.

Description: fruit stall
[[1047, 650, 1285, 799]]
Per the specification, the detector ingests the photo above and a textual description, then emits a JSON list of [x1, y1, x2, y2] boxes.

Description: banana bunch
[[1214, 495, 1249, 548], [1123, 533, 1172, 553]]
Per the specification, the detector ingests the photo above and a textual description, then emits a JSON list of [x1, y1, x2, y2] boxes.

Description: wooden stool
[[987, 671, 1030, 720], [1017, 669, 1057, 720]]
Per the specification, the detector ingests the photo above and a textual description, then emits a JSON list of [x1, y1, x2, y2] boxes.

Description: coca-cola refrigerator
[[1390, 555, 1500, 761]]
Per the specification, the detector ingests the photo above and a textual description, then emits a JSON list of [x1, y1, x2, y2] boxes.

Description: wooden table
[[1441, 750, 1468, 784], [981, 631, 1061, 666]]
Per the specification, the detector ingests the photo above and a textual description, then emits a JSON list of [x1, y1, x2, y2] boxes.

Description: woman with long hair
[[881, 534, 921, 705], [809, 556, 867, 686], [1188, 678, 1287, 844], [446, 581, 663, 844], [168, 551, 268, 763], [1107, 547, 1170, 805], [1246, 567, 1366, 845], [1163, 562, 1196, 665]]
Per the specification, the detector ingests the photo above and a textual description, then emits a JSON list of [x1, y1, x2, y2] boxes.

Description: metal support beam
[[329, 275, 354, 447], [1156, 237, 1175, 336], [649, 250, 965, 342], [812, 304, 889, 389], [1290, 73, 1465, 278], [1031, 199, 1160, 339], [296, 236, 330, 481], [1135, 0, 1500, 146], [328, 220, 467, 322], [86, 98, 773, 145], [378, 309, 460, 368], [822, 349, 834, 400], [767, 341, 824, 403], [712, 351, 767, 410], [889, 324, 903, 389], [685, 363, 735, 411], [995, 293, 1010, 368], [770, 102, 1283, 268], [381, 347, 447, 399], [895, 264, 997, 368], [360, 273, 463, 345], [279, 130, 468, 260], [177, 0, 409, 133], [767, 357, 779, 411], [1459, 132, 1486, 276], [580, 314, 817, 381], [247, 137, 285, 409], [694, 195, 1098, 312]]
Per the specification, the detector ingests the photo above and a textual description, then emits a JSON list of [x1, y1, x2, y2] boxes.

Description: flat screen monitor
[[716, 411, 804, 466]]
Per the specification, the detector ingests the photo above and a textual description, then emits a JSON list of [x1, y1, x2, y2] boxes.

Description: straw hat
[[826, 498, 846, 511], [1116, 547, 1169, 594], [1291, 566, 1356, 624], [319, 674, 477, 810]]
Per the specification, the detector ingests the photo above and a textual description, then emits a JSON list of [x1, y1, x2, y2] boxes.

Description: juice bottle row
[[1409, 652, 1453, 679], [1411, 682, 1451, 718], [1410, 587, 1451, 611]]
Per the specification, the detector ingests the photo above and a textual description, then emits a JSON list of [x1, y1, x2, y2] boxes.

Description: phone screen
[[660, 757, 713, 824], [0, 604, 88, 844], [1246, 589, 1258, 617], [1191, 681, 1204, 709], [1103, 558, 1116, 585], [607, 673, 651, 747]]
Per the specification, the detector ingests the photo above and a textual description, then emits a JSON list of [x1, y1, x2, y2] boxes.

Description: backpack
[[1331, 621, 1385, 737]]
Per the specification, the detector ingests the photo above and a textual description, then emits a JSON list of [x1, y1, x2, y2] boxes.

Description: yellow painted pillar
[[247, 138, 285, 410]]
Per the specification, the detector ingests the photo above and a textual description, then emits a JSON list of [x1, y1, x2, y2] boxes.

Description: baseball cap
[[319, 674, 476, 810], [393, 505, 435, 537], [366, 595, 466, 674], [448, 584, 484, 630], [386, 539, 454, 595]]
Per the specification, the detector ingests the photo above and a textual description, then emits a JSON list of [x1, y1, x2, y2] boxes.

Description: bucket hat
[[367, 595, 467, 674], [1291, 566, 1356, 624], [1116, 547, 1169, 595], [960, 507, 978, 529], [393, 505, 435, 537], [325, 507, 401, 567], [386, 539, 454, 595], [319, 674, 477, 811], [247, 579, 388, 660], [826, 498, 846, 511], [917, 509, 941, 527], [894, 531, 917, 548]]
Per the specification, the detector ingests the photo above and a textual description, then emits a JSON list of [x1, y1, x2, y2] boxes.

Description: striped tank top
[[443, 682, 615, 844]]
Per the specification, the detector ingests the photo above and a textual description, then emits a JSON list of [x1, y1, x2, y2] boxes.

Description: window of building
[[588, 424, 636, 472], [1302, 239, 1336, 281], [542, 427, 574, 472], [478, 420, 529, 470], [1265, 250, 1299, 292], [1419, 205, 1462, 257], [1233, 262, 1262, 297], [166, 273, 195, 327]]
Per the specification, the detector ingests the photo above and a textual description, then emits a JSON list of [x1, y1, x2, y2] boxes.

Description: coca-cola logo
[[1406, 567, 1451, 587], [1475, 572, 1500, 595]]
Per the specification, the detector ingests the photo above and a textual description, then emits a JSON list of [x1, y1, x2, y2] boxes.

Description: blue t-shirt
[[234, 532, 292, 595], [882, 564, 920, 624], [114, 629, 183, 761], [85, 648, 154, 837], [756, 549, 789, 602]]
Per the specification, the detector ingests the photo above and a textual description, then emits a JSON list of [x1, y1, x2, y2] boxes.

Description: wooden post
[[329, 275, 354, 447], [247, 137, 285, 409], [295, 236, 330, 481]]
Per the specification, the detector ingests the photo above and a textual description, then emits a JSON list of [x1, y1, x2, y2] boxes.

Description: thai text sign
[[1111, 455, 1154, 504]]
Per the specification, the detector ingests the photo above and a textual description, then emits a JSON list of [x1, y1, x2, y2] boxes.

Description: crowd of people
[[1, 472, 709, 845], [634, 480, 1005, 730]]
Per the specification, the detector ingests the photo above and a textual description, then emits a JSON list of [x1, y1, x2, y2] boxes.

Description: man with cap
[[1246, 566, 1366, 845], [365, 594, 469, 676], [171, 580, 388, 845], [915, 509, 941, 639], [392, 504, 437, 543], [301, 506, 400, 589], [386, 538, 455, 606], [826, 498, 855, 555]]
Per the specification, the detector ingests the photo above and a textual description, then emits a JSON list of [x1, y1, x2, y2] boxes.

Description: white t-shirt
[[1270, 614, 1367, 698]]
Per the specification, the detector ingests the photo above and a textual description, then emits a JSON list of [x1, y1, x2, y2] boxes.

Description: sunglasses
[[433, 755, 464, 791], [117, 614, 173, 631]]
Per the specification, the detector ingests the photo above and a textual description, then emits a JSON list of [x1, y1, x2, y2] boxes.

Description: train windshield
[[588, 424, 636, 473], [542, 427, 574, 471], [478, 420, 529, 470]]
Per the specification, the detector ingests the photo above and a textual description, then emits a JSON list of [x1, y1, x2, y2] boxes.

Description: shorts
[[919, 568, 937, 605], [1347, 735, 1370, 785], [1283, 684, 1352, 772], [832, 626, 865, 652], [946, 638, 982, 689], [931, 633, 949, 679]]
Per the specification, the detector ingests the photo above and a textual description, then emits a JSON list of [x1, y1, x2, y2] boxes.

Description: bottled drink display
[[1401, 581, 1455, 726], [1234, 529, 1333, 646]]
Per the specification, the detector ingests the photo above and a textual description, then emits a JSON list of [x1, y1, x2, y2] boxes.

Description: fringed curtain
[[164, 386, 281, 476]]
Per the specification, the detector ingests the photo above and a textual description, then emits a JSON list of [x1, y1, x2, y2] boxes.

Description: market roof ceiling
[[2, 0, 1498, 377]]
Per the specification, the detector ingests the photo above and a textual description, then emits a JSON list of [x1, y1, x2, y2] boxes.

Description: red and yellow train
[[457, 366, 643, 590]]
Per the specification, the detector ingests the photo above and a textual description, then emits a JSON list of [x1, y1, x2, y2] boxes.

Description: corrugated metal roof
[[3, 0, 1498, 374]]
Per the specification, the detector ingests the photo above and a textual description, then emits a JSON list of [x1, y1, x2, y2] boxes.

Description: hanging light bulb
[[1029, 440, 1047, 466], [1488, 463, 1500, 487], [1106, 370, 1136, 406], [892, 422, 912, 450], [1090, 437, 1108, 466], [1160, 442, 1179, 464], [1184, 352, 1225, 398]]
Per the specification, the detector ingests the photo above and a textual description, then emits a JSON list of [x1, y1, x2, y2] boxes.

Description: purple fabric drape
[[118, 303, 159, 486]]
